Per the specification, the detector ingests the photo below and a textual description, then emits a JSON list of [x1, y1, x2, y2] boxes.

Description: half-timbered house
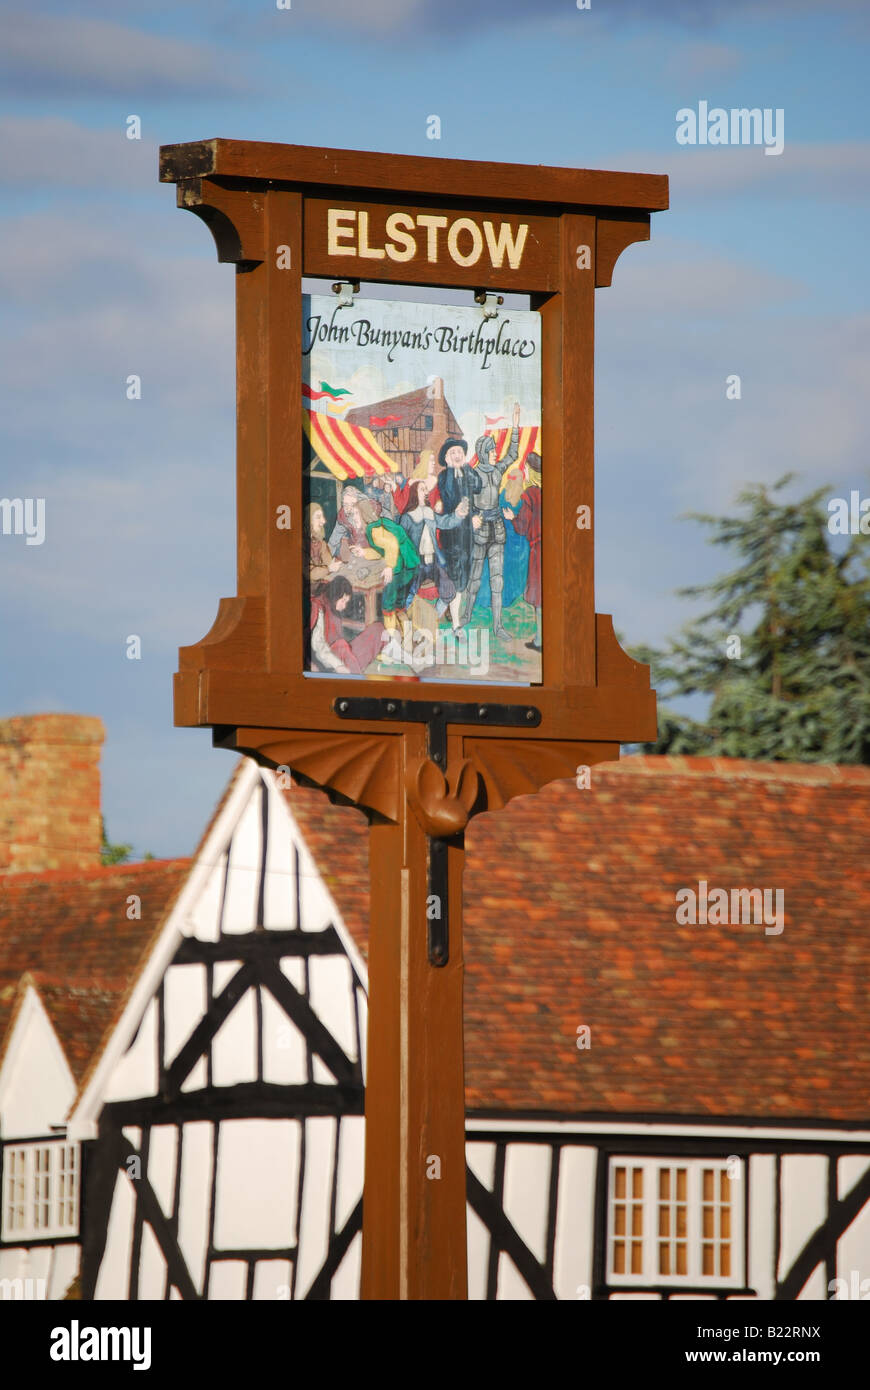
[[68, 761, 369, 1301], [0, 864, 190, 1300], [0, 714, 191, 1299], [344, 379, 460, 476], [3, 715, 869, 1300], [460, 758, 870, 1301]]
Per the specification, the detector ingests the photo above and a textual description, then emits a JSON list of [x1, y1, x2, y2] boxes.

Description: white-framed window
[[607, 1157, 744, 1288], [1, 1142, 79, 1242]]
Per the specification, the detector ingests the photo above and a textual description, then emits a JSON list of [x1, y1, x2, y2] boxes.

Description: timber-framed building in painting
[[343, 380, 461, 477]]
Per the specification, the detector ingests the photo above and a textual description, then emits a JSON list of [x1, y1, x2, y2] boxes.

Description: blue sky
[[1, 0, 868, 856]]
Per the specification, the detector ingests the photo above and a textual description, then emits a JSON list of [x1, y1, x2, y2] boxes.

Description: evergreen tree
[[100, 817, 132, 866], [632, 475, 870, 763]]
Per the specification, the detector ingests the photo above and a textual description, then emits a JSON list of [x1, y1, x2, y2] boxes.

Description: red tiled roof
[[284, 755, 870, 1123], [463, 757, 870, 1121], [344, 386, 460, 437], [5, 755, 869, 1126], [282, 782, 369, 963], [0, 859, 190, 1080]]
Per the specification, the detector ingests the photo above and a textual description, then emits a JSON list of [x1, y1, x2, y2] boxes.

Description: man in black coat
[[436, 438, 481, 632]]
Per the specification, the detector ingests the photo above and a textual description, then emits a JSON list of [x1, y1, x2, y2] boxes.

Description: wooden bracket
[[405, 756, 479, 839], [176, 177, 267, 264], [595, 213, 651, 287]]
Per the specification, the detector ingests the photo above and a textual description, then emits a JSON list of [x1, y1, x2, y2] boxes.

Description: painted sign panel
[[303, 295, 542, 685], [303, 199, 559, 291]]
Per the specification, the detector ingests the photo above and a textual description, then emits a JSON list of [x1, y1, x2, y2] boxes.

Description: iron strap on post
[[333, 696, 541, 765]]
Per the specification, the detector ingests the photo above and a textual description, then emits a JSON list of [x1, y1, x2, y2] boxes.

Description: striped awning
[[470, 425, 541, 471], [303, 408, 400, 480]]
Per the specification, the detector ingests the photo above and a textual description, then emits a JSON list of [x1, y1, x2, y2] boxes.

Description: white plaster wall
[[746, 1155, 777, 1300], [211, 984, 258, 1088], [263, 781, 298, 929], [309, 955, 358, 1067], [296, 841, 335, 933], [138, 1222, 167, 1300], [147, 1125, 177, 1219], [335, 1115, 364, 1233], [553, 1144, 596, 1300], [502, 1143, 550, 1267], [466, 1206, 490, 1300], [185, 855, 224, 943], [331, 1230, 361, 1300], [262, 985, 308, 1084], [177, 1120, 212, 1295], [835, 1157, 870, 1296], [95, 1170, 135, 1299], [221, 797, 262, 934], [0, 991, 75, 1138], [0, 1241, 63, 1297], [779, 1156, 827, 1284], [104, 999, 158, 1103], [294, 1116, 335, 1297], [209, 1260, 247, 1298], [497, 1251, 535, 1299], [254, 1258, 291, 1300], [163, 965, 207, 1078], [466, 1141, 495, 1190], [214, 1119, 299, 1251], [48, 1244, 79, 1299], [466, 1141, 496, 1301]]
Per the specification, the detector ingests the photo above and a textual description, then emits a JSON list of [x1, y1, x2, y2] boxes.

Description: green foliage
[[632, 475, 870, 763], [100, 817, 132, 866]]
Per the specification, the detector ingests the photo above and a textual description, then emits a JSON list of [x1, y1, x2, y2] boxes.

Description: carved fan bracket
[[405, 757, 479, 838]]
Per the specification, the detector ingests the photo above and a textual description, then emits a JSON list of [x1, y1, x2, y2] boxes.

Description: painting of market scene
[[302, 295, 542, 684]]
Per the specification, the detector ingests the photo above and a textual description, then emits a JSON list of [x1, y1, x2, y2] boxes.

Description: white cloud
[[609, 142, 870, 202], [0, 14, 249, 96], [0, 207, 233, 412], [665, 40, 742, 79], [597, 256, 870, 515], [605, 241, 802, 314], [0, 118, 156, 190], [295, 0, 426, 33]]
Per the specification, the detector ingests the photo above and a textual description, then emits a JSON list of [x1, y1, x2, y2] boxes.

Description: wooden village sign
[[160, 138, 668, 1300]]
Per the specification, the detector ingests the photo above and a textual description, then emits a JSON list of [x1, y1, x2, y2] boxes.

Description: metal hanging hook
[[332, 279, 360, 307], [474, 289, 503, 320]]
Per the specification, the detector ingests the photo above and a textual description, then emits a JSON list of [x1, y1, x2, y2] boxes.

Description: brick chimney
[[0, 715, 105, 873]]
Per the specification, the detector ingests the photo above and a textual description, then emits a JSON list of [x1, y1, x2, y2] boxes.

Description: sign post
[[160, 139, 667, 1299]]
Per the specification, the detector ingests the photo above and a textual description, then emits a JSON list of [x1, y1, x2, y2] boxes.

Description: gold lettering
[[327, 208, 356, 256], [447, 217, 484, 268], [415, 214, 448, 263], [384, 211, 417, 262], [357, 209, 385, 259], [326, 208, 530, 271], [483, 220, 529, 270]]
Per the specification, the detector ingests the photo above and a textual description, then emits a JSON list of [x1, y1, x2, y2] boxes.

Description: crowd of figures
[[307, 403, 542, 677]]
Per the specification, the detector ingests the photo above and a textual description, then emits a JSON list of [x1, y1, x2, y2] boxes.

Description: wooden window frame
[[606, 1156, 744, 1291], [1, 1140, 79, 1243]]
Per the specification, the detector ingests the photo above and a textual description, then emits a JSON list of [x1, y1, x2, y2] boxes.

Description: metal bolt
[[433, 751, 442, 763], [386, 702, 396, 713], [432, 705, 441, 716], [526, 708, 536, 721], [478, 706, 488, 718], [338, 701, 349, 713]]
